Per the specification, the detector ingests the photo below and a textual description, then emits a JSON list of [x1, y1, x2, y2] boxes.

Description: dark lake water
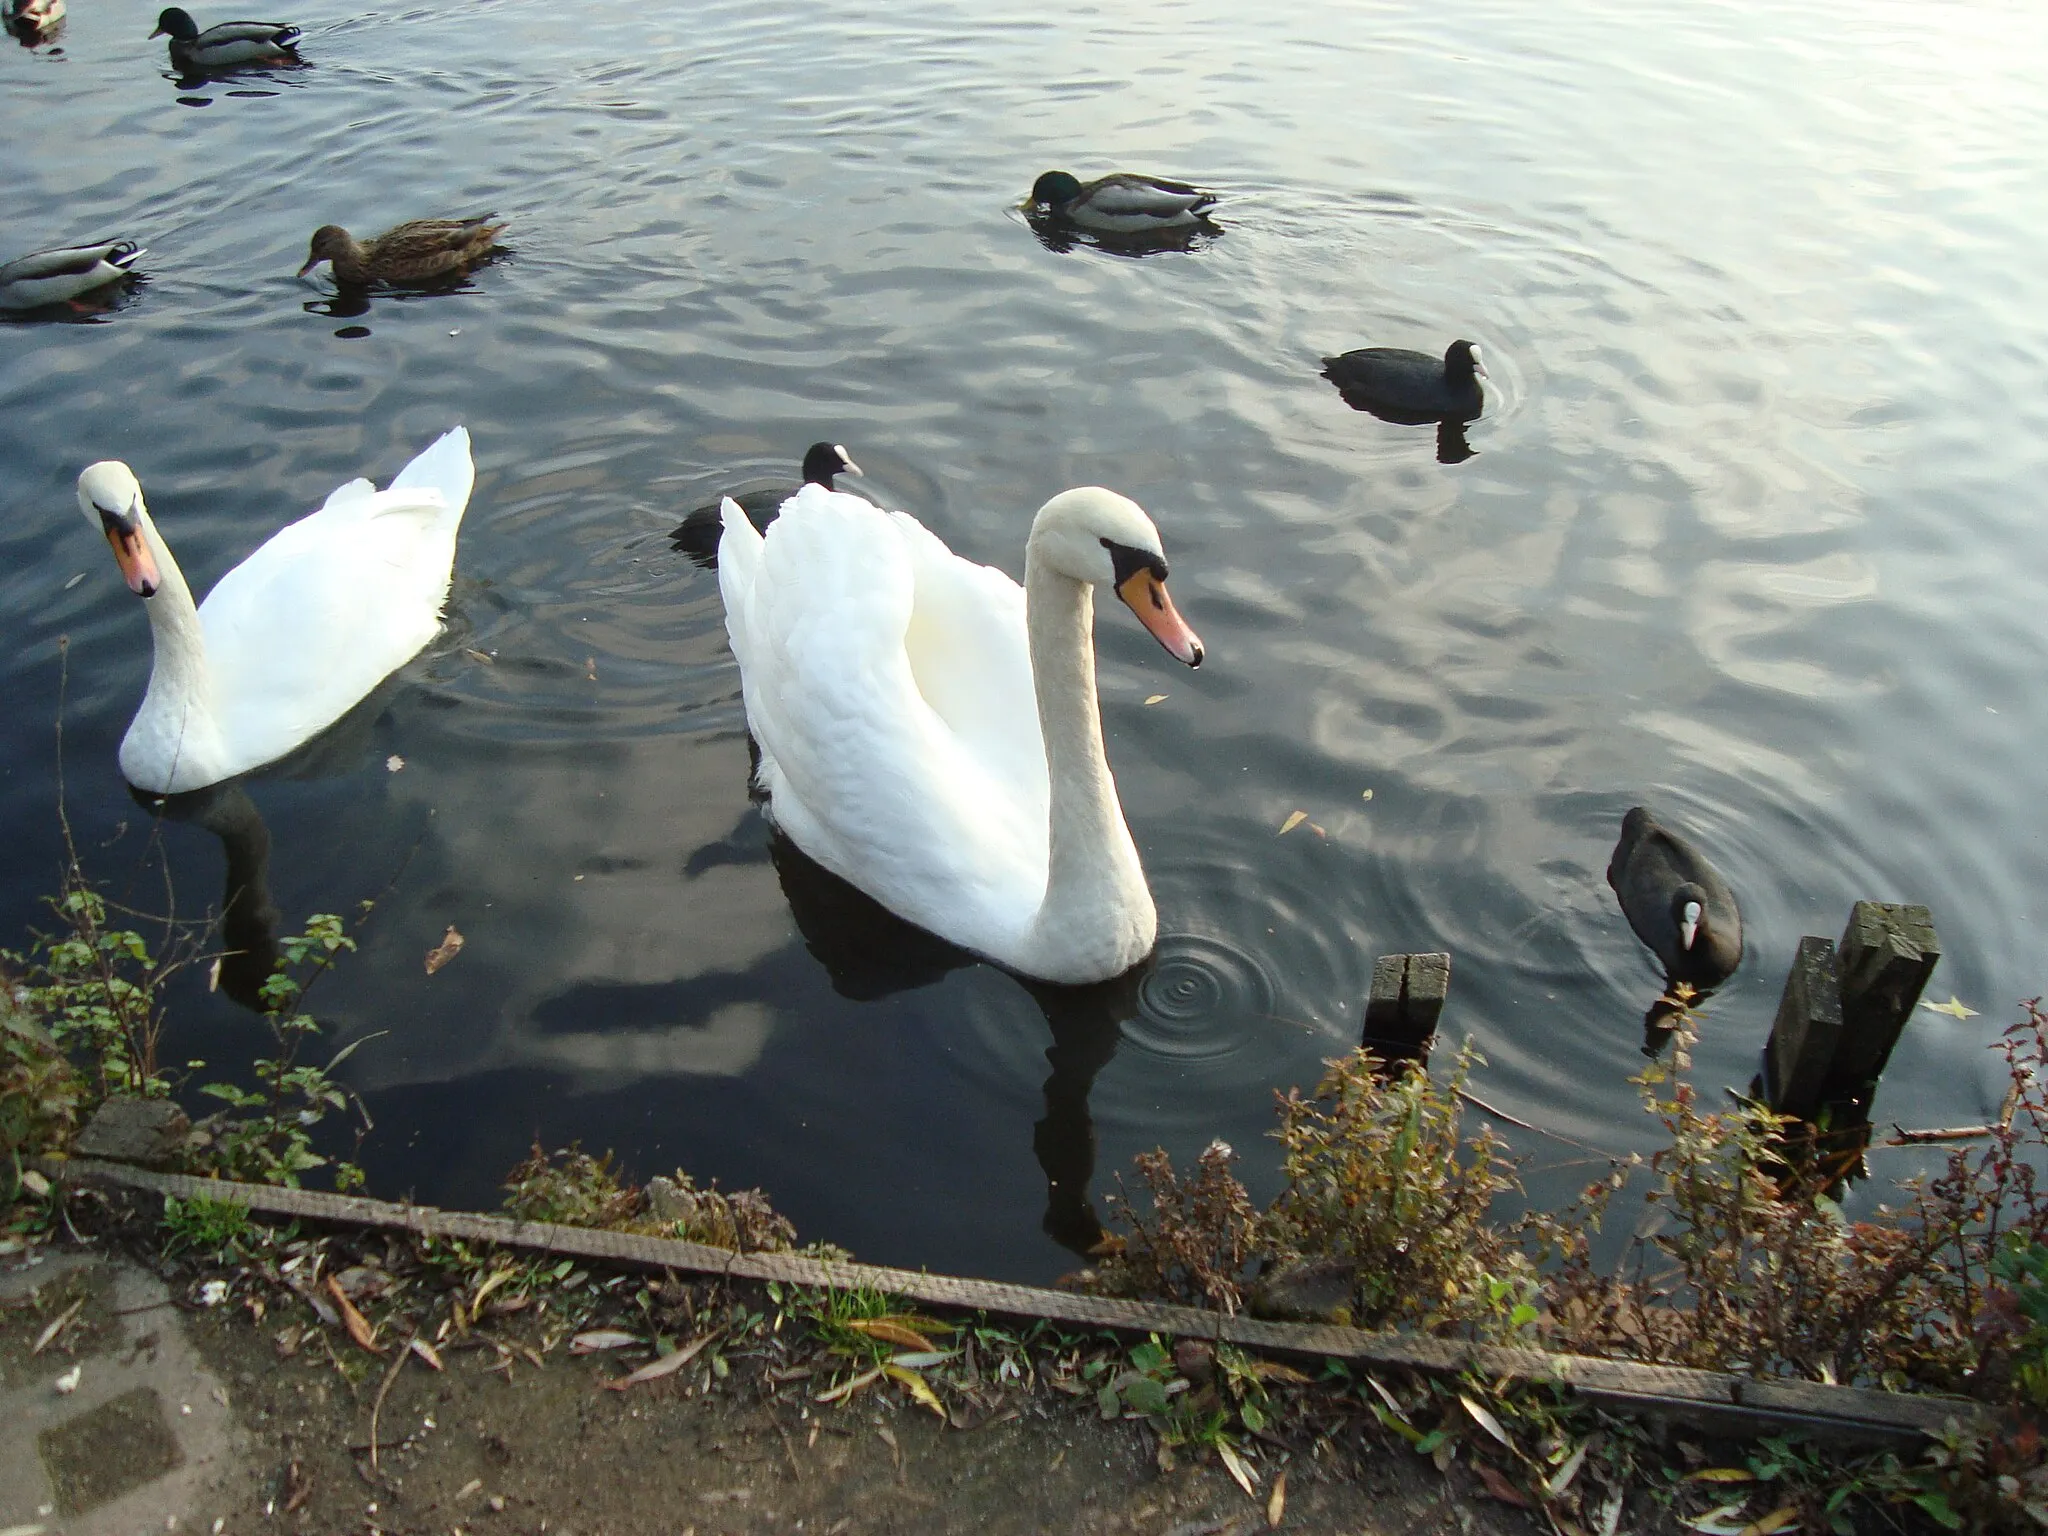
[[5, 0, 2046, 1282]]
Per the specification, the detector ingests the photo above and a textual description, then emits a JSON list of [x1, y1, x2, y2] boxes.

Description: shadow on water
[[139, 780, 281, 1013], [767, 829, 1142, 1258]]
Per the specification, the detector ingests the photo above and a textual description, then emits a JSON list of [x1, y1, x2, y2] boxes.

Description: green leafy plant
[[161, 1192, 252, 1255], [1, 974, 84, 1203], [197, 912, 369, 1190]]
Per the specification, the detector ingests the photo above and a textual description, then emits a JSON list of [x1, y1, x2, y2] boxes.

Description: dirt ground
[[0, 1227, 1608, 1536]]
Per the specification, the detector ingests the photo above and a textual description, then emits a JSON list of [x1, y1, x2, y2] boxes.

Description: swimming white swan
[[719, 483, 1203, 985], [76, 425, 473, 794]]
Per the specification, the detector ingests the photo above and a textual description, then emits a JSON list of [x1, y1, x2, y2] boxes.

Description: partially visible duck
[[297, 215, 507, 286], [1026, 171, 1220, 234], [5, 0, 64, 45], [150, 8, 300, 69], [0, 239, 145, 311], [1321, 339, 1488, 425], [1606, 806, 1744, 992], [670, 442, 861, 568]]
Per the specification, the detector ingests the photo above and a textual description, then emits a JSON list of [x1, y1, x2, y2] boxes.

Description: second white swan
[[718, 482, 1202, 985], [77, 425, 473, 793]]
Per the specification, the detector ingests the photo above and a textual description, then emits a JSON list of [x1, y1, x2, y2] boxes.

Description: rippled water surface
[[6, 0, 2047, 1280]]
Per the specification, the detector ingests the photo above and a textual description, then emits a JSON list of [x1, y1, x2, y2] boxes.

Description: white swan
[[76, 426, 473, 794], [718, 483, 1203, 985]]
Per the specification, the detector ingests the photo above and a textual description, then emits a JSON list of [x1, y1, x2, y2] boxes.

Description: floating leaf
[[1921, 995, 1978, 1019], [605, 1333, 712, 1390], [385, 754, 404, 773], [585, 656, 598, 681], [1144, 694, 1168, 706], [465, 648, 495, 665], [1278, 810, 1307, 836], [1361, 788, 1374, 800], [424, 925, 465, 975]]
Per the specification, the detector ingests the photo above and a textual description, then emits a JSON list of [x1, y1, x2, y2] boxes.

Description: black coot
[[1320, 339, 1488, 425], [1606, 805, 1743, 991], [669, 441, 861, 568]]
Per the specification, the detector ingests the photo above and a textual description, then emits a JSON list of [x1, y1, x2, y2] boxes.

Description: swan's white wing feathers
[[722, 486, 1045, 955], [884, 509, 1046, 825]]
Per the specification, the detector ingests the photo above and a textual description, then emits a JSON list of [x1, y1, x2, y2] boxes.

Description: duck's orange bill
[[107, 524, 161, 597], [1116, 569, 1204, 667]]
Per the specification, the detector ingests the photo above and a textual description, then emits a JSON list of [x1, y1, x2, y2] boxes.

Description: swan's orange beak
[[103, 517, 161, 598], [1117, 569, 1203, 667]]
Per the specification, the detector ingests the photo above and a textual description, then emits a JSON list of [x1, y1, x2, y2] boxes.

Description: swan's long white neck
[[120, 510, 227, 792], [1015, 556, 1156, 983]]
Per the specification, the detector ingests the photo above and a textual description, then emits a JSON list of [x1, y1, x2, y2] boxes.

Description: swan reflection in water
[[135, 779, 282, 1012], [768, 828, 1142, 1257]]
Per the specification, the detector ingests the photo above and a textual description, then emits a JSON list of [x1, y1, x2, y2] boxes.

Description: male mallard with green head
[[150, 7, 301, 69]]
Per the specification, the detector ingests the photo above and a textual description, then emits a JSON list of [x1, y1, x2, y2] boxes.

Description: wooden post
[[1362, 952, 1450, 1066], [1762, 936, 1844, 1121], [1833, 902, 1941, 1095]]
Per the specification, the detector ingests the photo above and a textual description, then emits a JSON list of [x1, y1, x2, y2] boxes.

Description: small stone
[[75, 1096, 191, 1167], [488, 1496, 505, 1512], [1248, 1256, 1359, 1325]]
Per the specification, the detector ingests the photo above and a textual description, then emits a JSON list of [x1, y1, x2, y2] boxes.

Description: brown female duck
[[296, 214, 507, 286]]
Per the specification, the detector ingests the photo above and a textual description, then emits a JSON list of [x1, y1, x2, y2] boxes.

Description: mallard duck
[[150, 8, 300, 68], [75, 426, 473, 793], [0, 239, 145, 311], [1606, 806, 1744, 991], [297, 215, 508, 286], [5, 0, 65, 43], [669, 442, 861, 566], [719, 483, 1203, 985], [1026, 171, 1220, 234], [1320, 340, 1489, 424]]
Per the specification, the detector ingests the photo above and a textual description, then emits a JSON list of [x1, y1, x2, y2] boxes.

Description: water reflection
[[4, 2, 62, 49], [769, 828, 1139, 1256], [1021, 210, 1223, 260], [139, 781, 281, 1012]]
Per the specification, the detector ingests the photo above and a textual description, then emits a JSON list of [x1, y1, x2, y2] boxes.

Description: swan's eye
[[1100, 537, 1168, 585]]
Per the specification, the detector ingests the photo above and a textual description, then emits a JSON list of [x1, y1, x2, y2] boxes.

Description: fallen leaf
[[604, 1333, 713, 1391], [1737, 1508, 1801, 1536], [1266, 1468, 1288, 1527], [32, 1298, 83, 1354], [1475, 1461, 1531, 1507], [424, 925, 465, 975], [887, 1349, 958, 1369], [408, 1337, 444, 1371], [1922, 995, 1978, 1019], [1545, 1440, 1589, 1498], [1144, 694, 1168, 705], [1460, 1392, 1513, 1449], [1308, 822, 1326, 837], [1248, 1359, 1312, 1384], [1685, 1503, 1751, 1536], [570, 1330, 641, 1354], [585, 656, 597, 681], [385, 754, 404, 773], [884, 1364, 946, 1420], [1685, 1469, 1756, 1483], [844, 1317, 938, 1351], [54, 1363, 82, 1394], [814, 1364, 885, 1404], [325, 1275, 381, 1354], [1278, 810, 1307, 836], [207, 957, 221, 992], [1216, 1439, 1260, 1498]]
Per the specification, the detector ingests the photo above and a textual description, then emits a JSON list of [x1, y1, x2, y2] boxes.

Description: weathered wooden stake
[[1832, 902, 1941, 1095], [1763, 936, 1844, 1121], [1362, 951, 1450, 1065], [1761, 903, 1940, 1125]]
